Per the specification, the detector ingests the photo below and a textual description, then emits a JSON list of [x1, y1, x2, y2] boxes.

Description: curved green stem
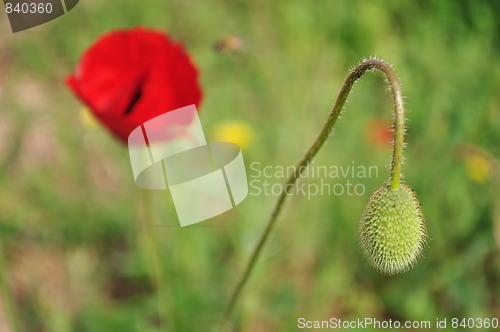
[[220, 58, 406, 328]]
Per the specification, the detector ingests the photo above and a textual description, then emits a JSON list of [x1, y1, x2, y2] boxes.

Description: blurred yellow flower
[[80, 107, 99, 128], [465, 154, 492, 183], [213, 121, 253, 149]]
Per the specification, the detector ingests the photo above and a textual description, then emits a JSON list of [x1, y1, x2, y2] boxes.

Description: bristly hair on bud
[[359, 183, 426, 275]]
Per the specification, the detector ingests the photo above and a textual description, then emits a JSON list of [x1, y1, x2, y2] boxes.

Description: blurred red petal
[[66, 27, 202, 143]]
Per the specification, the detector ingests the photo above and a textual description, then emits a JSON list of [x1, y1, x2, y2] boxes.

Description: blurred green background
[[0, 0, 499, 331]]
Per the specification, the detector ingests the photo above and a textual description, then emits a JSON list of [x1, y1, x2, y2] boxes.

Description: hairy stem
[[220, 58, 406, 328]]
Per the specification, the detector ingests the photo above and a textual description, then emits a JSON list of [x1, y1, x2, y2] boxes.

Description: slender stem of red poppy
[[139, 191, 174, 330], [220, 58, 406, 329]]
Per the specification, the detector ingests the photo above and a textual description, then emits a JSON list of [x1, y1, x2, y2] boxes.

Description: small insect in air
[[214, 35, 245, 53]]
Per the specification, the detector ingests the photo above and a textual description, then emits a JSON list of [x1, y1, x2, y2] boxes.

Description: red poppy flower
[[66, 27, 202, 143]]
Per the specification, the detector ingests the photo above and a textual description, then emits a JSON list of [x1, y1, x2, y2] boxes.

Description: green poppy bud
[[359, 183, 426, 275]]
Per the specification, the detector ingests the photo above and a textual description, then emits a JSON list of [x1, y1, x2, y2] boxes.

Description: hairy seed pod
[[359, 183, 426, 275]]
